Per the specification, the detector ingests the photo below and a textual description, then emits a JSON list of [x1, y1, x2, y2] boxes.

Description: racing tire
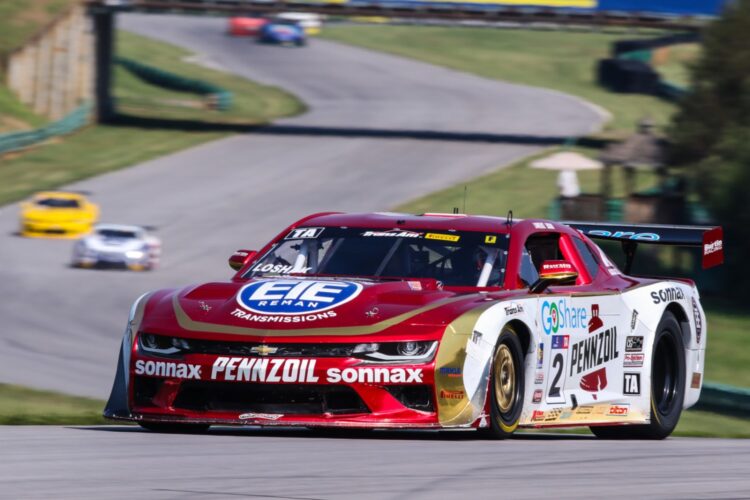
[[138, 422, 210, 434], [590, 311, 685, 440], [483, 325, 525, 439]]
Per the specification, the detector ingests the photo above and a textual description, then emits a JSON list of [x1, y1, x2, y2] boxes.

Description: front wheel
[[591, 311, 685, 440], [484, 326, 525, 439]]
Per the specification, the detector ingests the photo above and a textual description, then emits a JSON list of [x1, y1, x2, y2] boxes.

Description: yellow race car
[[19, 191, 99, 239]]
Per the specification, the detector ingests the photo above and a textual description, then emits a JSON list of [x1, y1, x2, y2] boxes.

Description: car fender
[[620, 281, 703, 409], [434, 297, 537, 428], [103, 292, 152, 419]]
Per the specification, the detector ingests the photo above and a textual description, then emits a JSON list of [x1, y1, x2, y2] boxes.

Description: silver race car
[[72, 224, 161, 271]]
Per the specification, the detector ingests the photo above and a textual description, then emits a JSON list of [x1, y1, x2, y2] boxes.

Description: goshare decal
[[237, 280, 363, 316], [541, 299, 588, 335]]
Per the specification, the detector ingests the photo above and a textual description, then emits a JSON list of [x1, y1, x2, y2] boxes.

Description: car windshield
[[244, 227, 509, 287], [97, 229, 138, 239], [36, 198, 80, 208]]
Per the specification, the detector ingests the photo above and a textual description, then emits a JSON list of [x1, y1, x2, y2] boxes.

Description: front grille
[[172, 382, 370, 415], [384, 385, 434, 412], [141, 334, 359, 357], [133, 376, 163, 407]]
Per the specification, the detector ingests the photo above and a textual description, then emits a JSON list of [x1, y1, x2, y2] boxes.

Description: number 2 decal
[[546, 350, 567, 404], [549, 354, 563, 397]]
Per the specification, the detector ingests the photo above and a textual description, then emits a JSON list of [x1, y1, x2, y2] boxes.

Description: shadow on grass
[[110, 113, 609, 147]]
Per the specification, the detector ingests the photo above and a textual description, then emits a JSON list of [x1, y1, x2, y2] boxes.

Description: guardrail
[[0, 103, 92, 156], [696, 382, 750, 418], [115, 57, 233, 111]]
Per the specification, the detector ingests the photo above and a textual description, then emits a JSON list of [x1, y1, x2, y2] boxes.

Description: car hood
[[146, 277, 494, 339], [84, 236, 142, 252], [22, 207, 91, 222]]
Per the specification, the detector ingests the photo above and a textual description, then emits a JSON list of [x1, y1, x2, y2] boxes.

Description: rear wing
[[562, 221, 723, 272]]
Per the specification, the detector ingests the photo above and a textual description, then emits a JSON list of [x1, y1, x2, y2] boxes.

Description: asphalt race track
[[0, 14, 604, 398], [2, 426, 750, 499], [2, 16, 749, 500]]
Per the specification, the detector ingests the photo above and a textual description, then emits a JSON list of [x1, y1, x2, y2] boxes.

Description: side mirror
[[530, 260, 578, 293], [229, 249, 257, 271]]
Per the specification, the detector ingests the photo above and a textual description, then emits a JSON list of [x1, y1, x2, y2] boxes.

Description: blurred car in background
[[258, 21, 306, 46], [227, 16, 268, 37], [19, 191, 98, 238], [276, 12, 323, 35], [72, 223, 161, 271]]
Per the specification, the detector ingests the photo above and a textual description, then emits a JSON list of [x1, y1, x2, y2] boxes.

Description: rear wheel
[[590, 311, 685, 440], [484, 326, 525, 439], [138, 422, 210, 434]]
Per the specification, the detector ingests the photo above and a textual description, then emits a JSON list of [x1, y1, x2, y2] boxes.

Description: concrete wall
[[6, 5, 95, 121]]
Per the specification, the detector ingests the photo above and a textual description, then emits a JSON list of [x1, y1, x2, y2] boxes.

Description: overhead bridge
[[86, 0, 707, 30]]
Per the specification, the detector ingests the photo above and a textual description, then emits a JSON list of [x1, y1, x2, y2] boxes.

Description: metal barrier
[[115, 57, 233, 111], [695, 382, 750, 418], [0, 103, 92, 155], [615, 49, 690, 102]]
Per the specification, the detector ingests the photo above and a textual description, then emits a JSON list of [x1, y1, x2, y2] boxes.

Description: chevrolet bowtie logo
[[251, 345, 278, 356]]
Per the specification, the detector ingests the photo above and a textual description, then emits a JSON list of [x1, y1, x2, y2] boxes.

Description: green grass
[[0, 86, 45, 131], [701, 299, 750, 387], [0, 384, 107, 425], [113, 31, 304, 124], [396, 146, 656, 217], [322, 25, 677, 133], [675, 409, 750, 438], [0, 30, 304, 205], [0, 0, 79, 60], [0, 0, 80, 129], [653, 43, 700, 88]]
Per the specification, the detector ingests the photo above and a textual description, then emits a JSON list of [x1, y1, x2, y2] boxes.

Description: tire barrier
[[0, 102, 92, 155], [597, 58, 660, 94], [695, 382, 750, 418], [115, 57, 233, 111]]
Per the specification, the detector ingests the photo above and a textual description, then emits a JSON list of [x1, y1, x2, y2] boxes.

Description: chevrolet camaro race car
[[105, 212, 723, 439], [72, 224, 161, 271], [19, 191, 99, 238]]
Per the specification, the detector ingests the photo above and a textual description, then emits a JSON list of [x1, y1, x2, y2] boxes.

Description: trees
[[669, 0, 750, 291]]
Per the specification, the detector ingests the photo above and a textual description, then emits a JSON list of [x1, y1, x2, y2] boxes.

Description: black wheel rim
[[653, 333, 678, 415]]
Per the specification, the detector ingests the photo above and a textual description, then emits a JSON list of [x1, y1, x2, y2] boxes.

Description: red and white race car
[[104, 212, 722, 439]]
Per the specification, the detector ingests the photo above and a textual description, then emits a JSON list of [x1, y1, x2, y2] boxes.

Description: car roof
[[299, 212, 576, 234]]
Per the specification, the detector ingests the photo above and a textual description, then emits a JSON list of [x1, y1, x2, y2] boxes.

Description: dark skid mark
[[153, 488, 325, 500]]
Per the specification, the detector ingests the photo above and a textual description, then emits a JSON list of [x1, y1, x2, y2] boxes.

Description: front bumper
[[73, 251, 152, 270], [21, 219, 92, 238], [106, 344, 441, 428]]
